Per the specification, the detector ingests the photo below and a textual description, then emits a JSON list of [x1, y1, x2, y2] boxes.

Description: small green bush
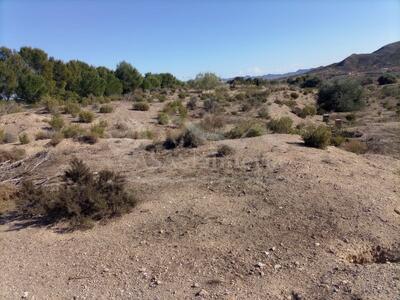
[[79, 110, 95, 123], [227, 121, 265, 139], [301, 125, 331, 149], [290, 92, 299, 99], [132, 102, 150, 111], [63, 102, 81, 117], [267, 117, 293, 133], [62, 125, 85, 138], [41, 98, 59, 114], [48, 114, 65, 131], [330, 135, 345, 147], [19, 133, 30, 145], [99, 104, 113, 113], [90, 120, 108, 138], [157, 112, 169, 125], [345, 113, 356, 122], [163, 100, 187, 118]]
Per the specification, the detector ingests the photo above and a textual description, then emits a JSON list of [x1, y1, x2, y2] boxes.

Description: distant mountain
[[310, 41, 400, 76], [258, 68, 313, 80]]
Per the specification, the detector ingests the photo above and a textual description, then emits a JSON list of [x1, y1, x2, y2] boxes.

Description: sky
[[0, 0, 399, 80]]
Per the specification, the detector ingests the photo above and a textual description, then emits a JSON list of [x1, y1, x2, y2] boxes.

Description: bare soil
[[1, 92, 400, 299]]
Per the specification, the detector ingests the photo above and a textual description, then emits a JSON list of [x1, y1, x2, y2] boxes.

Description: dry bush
[[16, 158, 136, 229], [163, 100, 187, 118], [257, 107, 270, 119], [157, 112, 169, 125], [0, 184, 17, 214], [62, 124, 85, 139], [162, 128, 204, 149], [79, 110, 95, 123], [48, 114, 65, 131], [187, 97, 197, 110], [41, 98, 60, 114], [226, 121, 265, 139], [35, 131, 53, 140], [19, 133, 30, 145], [267, 117, 293, 133], [90, 120, 108, 138], [0, 148, 26, 163], [292, 105, 317, 118], [216, 144, 235, 157], [132, 102, 150, 111], [301, 125, 331, 149], [200, 115, 225, 132], [49, 132, 64, 147], [0, 101, 23, 115], [99, 104, 113, 113], [63, 102, 81, 117], [343, 140, 368, 154]]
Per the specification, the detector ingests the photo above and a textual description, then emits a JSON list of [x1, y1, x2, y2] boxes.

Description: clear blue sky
[[1, 0, 399, 79]]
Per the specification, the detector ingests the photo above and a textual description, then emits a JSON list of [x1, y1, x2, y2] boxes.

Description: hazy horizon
[[1, 0, 399, 79]]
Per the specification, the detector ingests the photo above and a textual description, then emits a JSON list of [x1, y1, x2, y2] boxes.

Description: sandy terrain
[[1, 92, 400, 299]]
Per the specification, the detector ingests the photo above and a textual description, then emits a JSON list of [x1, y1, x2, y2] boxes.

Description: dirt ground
[[1, 92, 400, 299]]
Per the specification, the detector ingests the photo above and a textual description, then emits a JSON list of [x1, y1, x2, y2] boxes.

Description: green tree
[[17, 72, 47, 103], [97, 67, 122, 96], [191, 72, 221, 90], [142, 73, 162, 90], [115, 61, 143, 93], [0, 61, 18, 99], [317, 79, 364, 112]]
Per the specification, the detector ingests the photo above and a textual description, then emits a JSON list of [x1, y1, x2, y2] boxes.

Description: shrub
[[2, 131, 17, 144], [187, 97, 197, 110], [290, 92, 299, 99], [163, 100, 187, 117], [267, 117, 293, 133], [293, 105, 317, 118], [300, 76, 321, 88], [19, 133, 30, 145], [162, 128, 204, 149], [99, 104, 113, 113], [200, 115, 225, 132], [79, 133, 98, 144], [90, 120, 108, 138], [301, 125, 331, 149], [343, 140, 368, 154], [203, 98, 220, 113], [49, 132, 64, 146], [132, 102, 150, 111], [48, 114, 65, 131], [0, 148, 25, 163], [317, 80, 364, 112], [157, 112, 169, 125], [227, 121, 265, 139], [16, 158, 136, 229], [63, 102, 81, 117], [0, 128, 4, 143], [257, 107, 270, 119], [216, 144, 235, 157], [345, 113, 356, 122], [378, 74, 397, 85], [41, 98, 59, 114], [35, 131, 52, 140], [79, 110, 95, 123], [330, 135, 345, 147], [181, 128, 205, 148], [62, 125, 85, 138]]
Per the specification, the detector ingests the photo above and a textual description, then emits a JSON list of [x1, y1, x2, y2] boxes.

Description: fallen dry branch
[[0, 151, 50, 184]]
